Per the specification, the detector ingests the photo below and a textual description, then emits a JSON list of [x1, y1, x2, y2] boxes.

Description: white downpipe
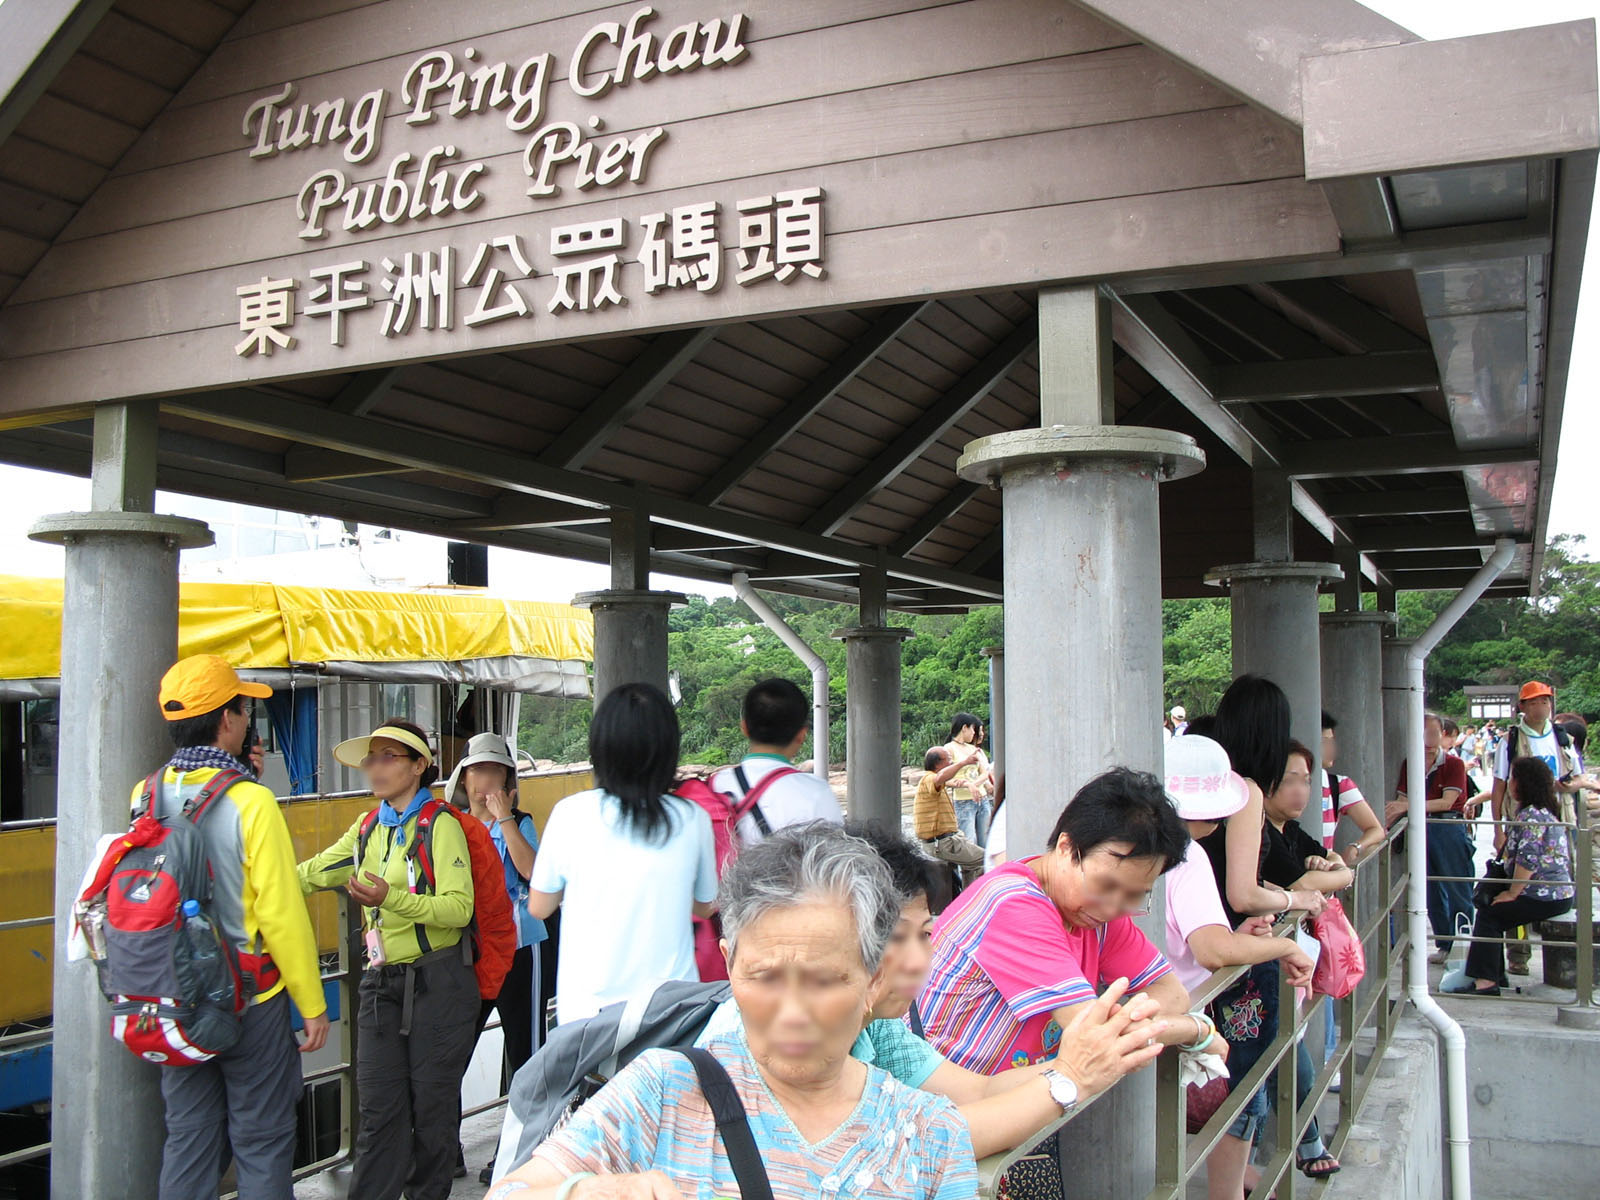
[[731, 572, 830, 781], [1404, 537, 1514, 1200]]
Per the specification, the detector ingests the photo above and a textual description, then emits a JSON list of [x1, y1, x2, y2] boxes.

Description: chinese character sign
[[233, 188, 827, 356]]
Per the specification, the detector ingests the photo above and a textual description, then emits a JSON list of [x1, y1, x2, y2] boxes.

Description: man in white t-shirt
[[1490, 681, 1584, 846], [710, 678, 842, 846], [1487, 680, 1589, 974]]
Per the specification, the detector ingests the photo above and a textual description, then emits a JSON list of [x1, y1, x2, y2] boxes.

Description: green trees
[[517, 535, 1598, 766], [1395, 534, 1600, 716]]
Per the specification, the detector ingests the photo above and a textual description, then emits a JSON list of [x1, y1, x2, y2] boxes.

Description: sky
[[0, 0, 1594, 603]]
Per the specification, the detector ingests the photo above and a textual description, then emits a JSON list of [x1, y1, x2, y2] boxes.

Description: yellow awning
[[0, 577, 593, 681]]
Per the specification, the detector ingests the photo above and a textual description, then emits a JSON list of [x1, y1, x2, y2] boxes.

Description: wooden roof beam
[[1319, 486, 1469, 518], [538, 327, 715, 470], [165, 389, 1004, 600], [801, 321, 1036, 537], [693, 301, 928, 506], [1214, 350, 1439, 403], [1280, 436, 1535, 479], [889, 481, 984, 557]]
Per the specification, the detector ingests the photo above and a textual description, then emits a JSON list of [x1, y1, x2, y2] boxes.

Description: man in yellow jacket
[[137, 655, 327, 1200]]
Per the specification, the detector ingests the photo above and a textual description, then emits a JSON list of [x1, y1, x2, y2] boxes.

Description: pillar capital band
[[572, 588, 688, 611], [1319, 610, 1397, 628], [28, 511, 213, 550], [955, 424, 1205, 487], [830, 625, 914, 643], [1205, 560, 1344, 587]]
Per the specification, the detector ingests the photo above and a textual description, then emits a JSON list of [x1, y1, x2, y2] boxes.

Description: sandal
[[1297, 1153, 1341, 1179]]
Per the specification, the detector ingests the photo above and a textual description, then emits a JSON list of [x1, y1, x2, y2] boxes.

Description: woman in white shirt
[[528, 682, 718, 1024]]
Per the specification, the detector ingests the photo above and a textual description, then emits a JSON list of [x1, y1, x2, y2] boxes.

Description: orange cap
[[158, 655, 271, 721], [1519, 680, 1555, 702]]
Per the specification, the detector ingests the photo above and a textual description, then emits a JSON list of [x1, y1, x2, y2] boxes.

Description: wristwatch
[[1040, 1068, 1079, 1115]]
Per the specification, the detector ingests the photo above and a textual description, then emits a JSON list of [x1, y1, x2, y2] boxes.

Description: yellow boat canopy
[[0, 576, 593, 697]]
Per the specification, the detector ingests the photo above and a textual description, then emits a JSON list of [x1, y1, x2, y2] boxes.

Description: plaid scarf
[[168, 744, 257, 783]]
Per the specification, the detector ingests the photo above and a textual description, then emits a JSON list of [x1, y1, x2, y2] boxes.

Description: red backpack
[[356, 799, 517, 999], [75, 769, 271, 1065], [675, 765, 797, 981]]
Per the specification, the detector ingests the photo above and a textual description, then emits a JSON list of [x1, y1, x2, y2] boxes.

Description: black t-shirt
[[1261, 819, 1323, 890], [1198, 818, 1270, 929]]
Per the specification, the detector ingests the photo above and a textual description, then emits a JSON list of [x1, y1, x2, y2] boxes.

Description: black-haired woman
[[298, 718, 477, 1200], [1449, 756, 1576, 995], [527, 682, 718, 1024]]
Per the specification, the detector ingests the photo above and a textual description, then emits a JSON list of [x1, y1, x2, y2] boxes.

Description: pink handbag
[[1310, 896, 1366, 998]]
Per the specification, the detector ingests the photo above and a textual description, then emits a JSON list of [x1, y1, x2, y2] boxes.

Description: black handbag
[[1473, 858, 1511, 909]]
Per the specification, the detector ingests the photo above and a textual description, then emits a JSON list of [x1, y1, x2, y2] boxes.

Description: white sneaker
[[1429, 948, 1452, 965]]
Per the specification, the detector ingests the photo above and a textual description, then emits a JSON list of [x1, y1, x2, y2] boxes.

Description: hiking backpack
[[674, 764, 796, 981], [74, 769, 257, 1066], [496, 979, 734, 1178], [355, 799, 517, 999]]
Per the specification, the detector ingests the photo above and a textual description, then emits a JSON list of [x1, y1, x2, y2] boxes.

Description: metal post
[[574, 508, 685, 703], [831, 619, 910, 830], [1207, 561, 1343, 843], [982, 645, 1004, 778], [957, 413, 1204, 1193], [1558, 792, 1597, 1028], [29, 402, 212, 1200]]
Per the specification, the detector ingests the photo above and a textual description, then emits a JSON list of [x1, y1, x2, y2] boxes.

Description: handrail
[[977, 824, 1411, 1199], [1138, 819, 1410, 1200]]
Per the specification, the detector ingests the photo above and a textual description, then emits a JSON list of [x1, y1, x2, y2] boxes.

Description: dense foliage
[[519, 536, 1599, 765]]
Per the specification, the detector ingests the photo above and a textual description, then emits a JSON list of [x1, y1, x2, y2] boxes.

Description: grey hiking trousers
[[158, 990, 302, 1200]]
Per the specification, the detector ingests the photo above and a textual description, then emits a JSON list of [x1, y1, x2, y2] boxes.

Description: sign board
[[0, 0, 1337, 415]]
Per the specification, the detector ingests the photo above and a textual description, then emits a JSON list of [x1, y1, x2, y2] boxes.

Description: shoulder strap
[[355, 807, 383, 870], [133, 769, 165, 820], [182, 768, 245, 824], [907, 998, 925, 1039], [678, 1048, 775, 1200], [1327, 771, 1342, 817], [410, 799, 452, 893], [732, 764, 798, 836]]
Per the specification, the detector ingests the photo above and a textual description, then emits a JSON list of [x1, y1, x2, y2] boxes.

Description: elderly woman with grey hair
[[490, 824, 980, 1200]]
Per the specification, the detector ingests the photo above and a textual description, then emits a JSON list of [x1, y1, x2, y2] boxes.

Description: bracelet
[[498, 816, 519, 826], [550, 1173, 596, 1200], [1179, 1011, 1215, 1052]]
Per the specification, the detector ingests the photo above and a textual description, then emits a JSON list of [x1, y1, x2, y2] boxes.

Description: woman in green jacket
[[299, 718, 476, 1200]]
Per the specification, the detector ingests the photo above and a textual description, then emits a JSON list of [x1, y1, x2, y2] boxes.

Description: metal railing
[[975, 820, 1412, 1200], [285, 892, 364, 1186], [1420, 795, 1595, 1013]]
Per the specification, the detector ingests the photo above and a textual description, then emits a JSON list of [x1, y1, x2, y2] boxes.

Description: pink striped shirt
[[916, 858, 1171, 1075]]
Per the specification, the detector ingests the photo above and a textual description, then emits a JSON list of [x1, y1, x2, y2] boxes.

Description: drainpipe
[[731, 572, 830, 781], [1404, 537, 1514, 1200]]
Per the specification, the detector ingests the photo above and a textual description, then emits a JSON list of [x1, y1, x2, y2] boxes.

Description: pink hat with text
[[1164, 734, 1251, 822]]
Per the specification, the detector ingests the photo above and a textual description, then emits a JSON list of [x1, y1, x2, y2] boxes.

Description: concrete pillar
[[831, 625, 912, 829], [1320, 611, 1395, 815], [982, 645, 1005, 778], [574, 506, 684, 703], [1207, 561, 1343, 844], [29, 403, 212, 1200], [1381, 636, 1416, 810], [958, 286, 1205, 1197], [573, 591, 687, 703]]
